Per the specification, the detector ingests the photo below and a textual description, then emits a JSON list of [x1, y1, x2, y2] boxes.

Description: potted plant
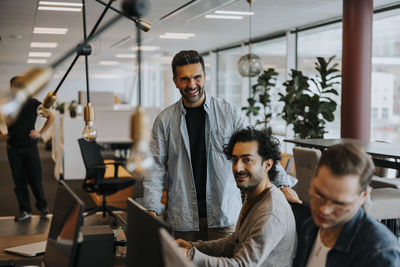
[[279, 56, 340, 138], [55, 102, 65, 114], [242, 68, 278, 128], [69, 100, 78, 118]]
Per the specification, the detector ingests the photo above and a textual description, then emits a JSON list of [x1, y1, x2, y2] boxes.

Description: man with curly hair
[[177, 127, 297, 266]]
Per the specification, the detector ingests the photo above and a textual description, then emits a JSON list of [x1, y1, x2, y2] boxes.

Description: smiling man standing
[[293, 143, 400, 267], [143, 50, 298, 241]]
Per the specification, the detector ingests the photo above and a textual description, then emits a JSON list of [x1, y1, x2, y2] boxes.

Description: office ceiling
[[0, 0, 399, 87]]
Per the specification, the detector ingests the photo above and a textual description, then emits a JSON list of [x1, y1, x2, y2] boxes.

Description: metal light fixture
[[82, 103, 97, 142], [125, 0, 154, 175], [237, 0, 263, 77], [126, 106, 153, 174], [37, 91, 57, 117]]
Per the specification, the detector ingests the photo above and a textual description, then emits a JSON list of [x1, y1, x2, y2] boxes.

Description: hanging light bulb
[[126, 106, 154, 174], [82, 103, 97, 142], [237, 0, 263, 78], [37, 91, 57, 117]]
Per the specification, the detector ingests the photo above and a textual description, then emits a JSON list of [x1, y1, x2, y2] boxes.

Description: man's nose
[[319, 201, 335, 214], [233, 161, 244, 172], [188, 78, 196, 89]]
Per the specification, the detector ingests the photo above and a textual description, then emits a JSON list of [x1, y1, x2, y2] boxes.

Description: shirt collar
[[178, 93, 210, 114], [332, 207, 365, 252]]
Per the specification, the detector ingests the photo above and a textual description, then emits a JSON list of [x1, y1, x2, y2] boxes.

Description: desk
[[284, 138, 400, 177], [0, 234, 46, 266]]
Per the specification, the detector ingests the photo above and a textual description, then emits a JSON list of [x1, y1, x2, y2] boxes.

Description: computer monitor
[[159, 228, 197, 267], [126, 198, 173, 267], [43, 180, 85, 267]]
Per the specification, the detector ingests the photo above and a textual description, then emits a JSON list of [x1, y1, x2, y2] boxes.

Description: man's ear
[[264, 159, 274, 173], [359, 187, 370, 205], [173, 76, 178, 88]]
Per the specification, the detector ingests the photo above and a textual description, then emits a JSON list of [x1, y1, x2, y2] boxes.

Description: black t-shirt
[[185, 105, 207, 218], [8, 98, 41, 148]]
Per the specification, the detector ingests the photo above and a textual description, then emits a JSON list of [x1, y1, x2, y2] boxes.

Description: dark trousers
[[7, 144, 48, 213]]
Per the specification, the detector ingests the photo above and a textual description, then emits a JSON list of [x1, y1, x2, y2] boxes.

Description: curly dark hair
[[171, 50, 205, 78], [223, 127, 282, 182]]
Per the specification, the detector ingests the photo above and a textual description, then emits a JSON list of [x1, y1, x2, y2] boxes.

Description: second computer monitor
[[43, 180, 85, 267], [126, 198, 172, 267]]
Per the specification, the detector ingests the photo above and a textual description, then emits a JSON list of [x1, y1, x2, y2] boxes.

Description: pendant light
[[237, 0, 263, 77]]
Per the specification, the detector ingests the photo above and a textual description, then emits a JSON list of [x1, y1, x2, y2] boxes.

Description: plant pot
[[70, 110, 77, 118]]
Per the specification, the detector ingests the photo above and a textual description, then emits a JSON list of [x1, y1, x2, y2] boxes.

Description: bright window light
[[39, 1, 83, 7], [30, 42, 58, 48], [116, 54, 136, 58], [215, 10, 254, 15], [29, 52, 52, 57], [205, 15, 243, 20], [99, 61, 119, 66], [132, 46, 160, 51], [38, 6, 81, 11], [33, 27, 68, 34], [27, 59, 47, 64]]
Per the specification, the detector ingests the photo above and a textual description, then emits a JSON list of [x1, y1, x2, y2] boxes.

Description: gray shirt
[[192, 185, 297, 267]]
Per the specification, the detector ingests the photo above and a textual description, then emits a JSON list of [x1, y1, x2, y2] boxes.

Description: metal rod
[[54, 54, 79, 94], [52, 0, 116, 95], [82, 0, 91, 103], [51, 14, 122, 69], [95, 0, 139, 24], [137, 23, 142, 106]]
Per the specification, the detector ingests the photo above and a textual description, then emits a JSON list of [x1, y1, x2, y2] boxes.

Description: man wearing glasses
[[293, 143, 400, 267]]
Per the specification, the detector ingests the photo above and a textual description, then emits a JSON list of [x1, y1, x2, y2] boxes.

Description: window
[[297, 23, 343, 138], [371, 10, 400, 143]]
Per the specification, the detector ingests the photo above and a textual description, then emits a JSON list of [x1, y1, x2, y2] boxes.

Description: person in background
[[143, 50, 300, 241], [176, 127, 297, 266], [0, 76, 54, 221], [293, 143, 400, 267]]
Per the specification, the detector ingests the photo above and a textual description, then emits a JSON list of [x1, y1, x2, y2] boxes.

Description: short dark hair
[[223, 127, 282, 182], [171, 50, 205, 77], [317, 143, 374, 192]]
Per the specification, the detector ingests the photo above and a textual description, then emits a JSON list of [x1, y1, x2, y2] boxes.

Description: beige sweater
[[192, 185, 297, 267]]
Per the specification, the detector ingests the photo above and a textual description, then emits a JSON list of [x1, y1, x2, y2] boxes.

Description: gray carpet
[[0, 141, 95, 217]]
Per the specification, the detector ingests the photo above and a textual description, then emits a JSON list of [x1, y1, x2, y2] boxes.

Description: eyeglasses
[[309, 186, 363, 213]]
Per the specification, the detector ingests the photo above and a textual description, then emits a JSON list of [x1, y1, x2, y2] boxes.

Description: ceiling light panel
[[30, 42, 58, 48], [27, 59, 47, 64], [132, 46, 160, 51], [38, 6, 82, 12], [215, 10, 254, 15], [204, 15, 243, 20], [39, 1, 83, 6], [159, 32, 195, 39], [116, 54, 136, 58], [99, 61, 119, 65], [29, 52, 52, 57], [33, 27, 68, 34]]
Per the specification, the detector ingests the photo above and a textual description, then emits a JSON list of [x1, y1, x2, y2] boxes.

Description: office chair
[[292, 147, 322, 204], [78, 138, 135, 225]]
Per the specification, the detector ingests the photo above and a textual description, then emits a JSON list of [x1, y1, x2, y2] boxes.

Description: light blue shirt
[[143, 94, 297, 231]]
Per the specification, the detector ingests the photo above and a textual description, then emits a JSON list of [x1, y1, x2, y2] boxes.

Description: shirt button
[[192, 201, 196, 205]]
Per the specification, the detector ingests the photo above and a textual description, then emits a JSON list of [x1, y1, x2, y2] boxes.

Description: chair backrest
[[78, 138, 105, 179], [292, 147, 322, 204], [291, 202, 312, 235]]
